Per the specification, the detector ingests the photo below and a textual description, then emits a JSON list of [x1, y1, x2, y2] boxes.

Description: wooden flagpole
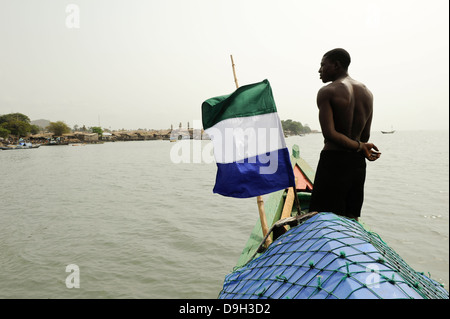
[[230, 55, 272, 247], [230, 55, 239, 89]]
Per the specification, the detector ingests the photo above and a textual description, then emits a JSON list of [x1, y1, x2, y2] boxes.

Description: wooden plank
[[280, 186, 295, 220], [275, 177, 300, 238], [257, 196, 272, 247]]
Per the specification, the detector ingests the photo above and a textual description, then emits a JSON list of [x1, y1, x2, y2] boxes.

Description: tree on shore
[[281, 119, 311, 135], [46, 121, 71, 136], [0, 113, 30, 124], [0, 126, 10, 139], [0, 112, 38, 137], [90, 126, 103, 137]]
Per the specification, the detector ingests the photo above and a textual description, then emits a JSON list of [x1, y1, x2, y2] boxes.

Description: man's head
[[319, 48, 351, 83]]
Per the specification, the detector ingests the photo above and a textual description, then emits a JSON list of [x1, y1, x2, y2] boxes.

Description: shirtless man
[[309, 48, 381, 221]]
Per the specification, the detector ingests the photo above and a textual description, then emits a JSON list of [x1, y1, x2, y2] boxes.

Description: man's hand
[[362, 143, 381, 161]]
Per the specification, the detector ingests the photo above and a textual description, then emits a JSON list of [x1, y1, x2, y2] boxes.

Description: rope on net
[[219, 212, 448, 299]]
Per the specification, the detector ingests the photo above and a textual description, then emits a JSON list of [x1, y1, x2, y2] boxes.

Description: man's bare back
[[318, 77, 373, 150], [317, 50, 380, 160]]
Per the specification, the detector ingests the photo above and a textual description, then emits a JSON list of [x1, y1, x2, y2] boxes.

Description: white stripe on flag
[[205, 112, 286, 164]]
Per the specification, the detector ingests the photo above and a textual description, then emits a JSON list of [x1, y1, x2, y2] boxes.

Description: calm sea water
[[0, 130, 448, 298]]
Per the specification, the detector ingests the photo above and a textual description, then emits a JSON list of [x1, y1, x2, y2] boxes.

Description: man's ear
[[334, 60, 342, 69]]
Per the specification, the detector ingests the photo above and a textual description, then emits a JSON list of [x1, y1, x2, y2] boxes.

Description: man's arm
[[360, 98, 373, 143], [357, 96, 380, 160]]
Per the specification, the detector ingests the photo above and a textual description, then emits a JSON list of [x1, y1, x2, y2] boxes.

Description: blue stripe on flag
[[213, 148, 295, 198]]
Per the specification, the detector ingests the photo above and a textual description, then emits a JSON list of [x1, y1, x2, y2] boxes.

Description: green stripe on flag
[[201, 79, 277, 130]]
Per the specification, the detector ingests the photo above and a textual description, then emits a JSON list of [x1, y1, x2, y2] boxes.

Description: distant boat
[[169, 131, 191, 142], [381, 126, 395, 134], [42, 139, 69, 146], [0, 143, 40, 150]]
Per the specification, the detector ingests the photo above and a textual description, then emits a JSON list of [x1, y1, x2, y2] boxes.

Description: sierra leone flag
[[202, 79, 295, 198]]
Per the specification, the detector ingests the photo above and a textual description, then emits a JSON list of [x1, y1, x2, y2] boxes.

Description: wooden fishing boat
[[0, 143, 40, 150], [218, 145, 448, 299], [42, 142, 69, 146]]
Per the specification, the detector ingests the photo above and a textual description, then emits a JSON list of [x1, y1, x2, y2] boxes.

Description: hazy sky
[[0, 0, 448, 131]]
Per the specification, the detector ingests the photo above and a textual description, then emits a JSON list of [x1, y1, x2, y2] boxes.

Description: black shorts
[[309, 150, 366, 218]]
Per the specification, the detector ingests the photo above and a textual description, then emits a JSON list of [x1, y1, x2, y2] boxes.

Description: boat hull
[[219, 212, 448, 299]]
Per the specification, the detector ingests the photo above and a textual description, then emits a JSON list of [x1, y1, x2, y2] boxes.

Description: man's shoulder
[[318, 81, 347, 96], [318, 82, 337, 93], [349, 79, 373, 98], [321, 79, 372, 95]]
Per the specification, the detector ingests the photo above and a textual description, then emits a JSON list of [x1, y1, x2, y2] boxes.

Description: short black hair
[[323, 48, 351, 70]]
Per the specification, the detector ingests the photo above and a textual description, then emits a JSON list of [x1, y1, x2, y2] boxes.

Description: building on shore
[[25, 126, 209, 144], [110, 129, 172, 141], [28, 132, 99, 144]]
